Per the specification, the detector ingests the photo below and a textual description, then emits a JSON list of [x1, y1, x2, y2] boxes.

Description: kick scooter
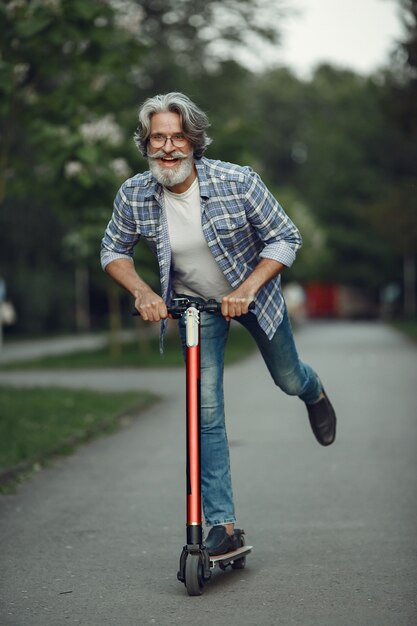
[[134, 297, 252, 595], [168, 297, 252, 596]]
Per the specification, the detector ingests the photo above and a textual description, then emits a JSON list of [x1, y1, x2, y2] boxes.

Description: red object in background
[[305, 283, 338, 318]]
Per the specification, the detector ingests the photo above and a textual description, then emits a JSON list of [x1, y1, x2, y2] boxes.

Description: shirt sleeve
[[100, 183, 140, 270], [242, 169, 302, 267]]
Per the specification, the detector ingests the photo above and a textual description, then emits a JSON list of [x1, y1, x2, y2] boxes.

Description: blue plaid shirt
[[101, 157, 302, 340]]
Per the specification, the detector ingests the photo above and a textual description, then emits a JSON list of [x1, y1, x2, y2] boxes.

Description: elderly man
[[101, 92, 336, 556]]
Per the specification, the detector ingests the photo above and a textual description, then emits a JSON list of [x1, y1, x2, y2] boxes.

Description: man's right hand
[[134, 290, 168, 322]]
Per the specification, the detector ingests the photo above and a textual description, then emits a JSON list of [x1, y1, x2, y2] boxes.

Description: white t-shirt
[[164, 178, 231, 300]]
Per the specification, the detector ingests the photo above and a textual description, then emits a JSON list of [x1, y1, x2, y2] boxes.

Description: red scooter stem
[[186, 342, 202, 528], [184, 306, 203, 545]]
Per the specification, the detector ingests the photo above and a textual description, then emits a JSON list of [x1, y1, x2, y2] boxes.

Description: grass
[[0, 324, 256, 491], [391, 319, 417, 342], [0, 386, 157, 491], [2, 323, 257, 370]]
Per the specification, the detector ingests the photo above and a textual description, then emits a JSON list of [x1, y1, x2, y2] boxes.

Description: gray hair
[[134, 92, 212, 158]]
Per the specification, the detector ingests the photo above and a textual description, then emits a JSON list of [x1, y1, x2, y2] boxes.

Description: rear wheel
[[231, 534, 246, 570]]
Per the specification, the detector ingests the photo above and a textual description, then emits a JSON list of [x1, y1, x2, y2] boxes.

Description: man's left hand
[[221, 290, 255, 320]]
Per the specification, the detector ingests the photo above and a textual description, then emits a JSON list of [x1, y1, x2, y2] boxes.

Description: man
[[101, 92, 336, 556]]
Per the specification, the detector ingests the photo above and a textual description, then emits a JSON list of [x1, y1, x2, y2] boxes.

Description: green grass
[[2, 324, 256, 370], [0, 324, 256, 490], [0, 386, 157, 490], [391, 319, 417, 342]]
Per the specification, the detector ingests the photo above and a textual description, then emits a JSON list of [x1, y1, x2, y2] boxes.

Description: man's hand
[[221, 289, 256, 321], [105, 259, 168, 321], [221, 258, 285, 320], [134, 290, 168, 322]]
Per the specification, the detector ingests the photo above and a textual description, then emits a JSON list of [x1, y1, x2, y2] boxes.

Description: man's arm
[[221, 258, 285, 320], [105, 259, 168, 322], [242, 168, 302, 266], [220, 168, 301, 319], [102, 182, 168, 322]]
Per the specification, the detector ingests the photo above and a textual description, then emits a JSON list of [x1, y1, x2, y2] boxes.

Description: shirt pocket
[[138, 224, 157, 240], [214, 213, 246, 231], [212, 212, 253, 248], [138, 224, 158, 254]]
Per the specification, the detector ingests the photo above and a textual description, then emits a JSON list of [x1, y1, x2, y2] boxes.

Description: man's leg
[[236, 307, 336, 445]]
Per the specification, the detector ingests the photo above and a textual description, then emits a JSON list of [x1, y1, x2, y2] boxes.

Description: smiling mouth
[[159, 156, 181, 166]]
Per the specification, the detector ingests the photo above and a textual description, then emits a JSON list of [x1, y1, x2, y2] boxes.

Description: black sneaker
[[204, 525, 238, 556]]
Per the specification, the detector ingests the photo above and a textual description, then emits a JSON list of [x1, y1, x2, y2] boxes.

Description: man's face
[[147, 112, 194, 191]]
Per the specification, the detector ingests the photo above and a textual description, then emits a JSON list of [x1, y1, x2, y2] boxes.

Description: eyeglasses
[[148, 133, 188, 148]]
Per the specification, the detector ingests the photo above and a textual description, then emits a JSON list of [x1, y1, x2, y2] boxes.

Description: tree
[[1, 0, 290, 336], [247, 67, 310, 185], [0, 0, 145, 333], [237, 64, 399, 296], [367, 0, 417, 316], [129, 0, 287, 80], [290, 65, 399, 292]]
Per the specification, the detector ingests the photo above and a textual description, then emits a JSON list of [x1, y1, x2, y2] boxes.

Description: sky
[[269, 0, 405, 77]]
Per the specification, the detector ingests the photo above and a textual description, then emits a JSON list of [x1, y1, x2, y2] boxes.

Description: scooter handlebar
[[132, 297, 255, 318]]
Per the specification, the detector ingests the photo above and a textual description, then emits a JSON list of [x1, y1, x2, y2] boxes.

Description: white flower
[[6, 0, 27, 14], [110, 158, 131, 179], [40, 0, 61, 10], [65, 161, 84, 178], [13, 63, 30, 84], [106, 0, 144, 35], [79, 114, 123, 146]]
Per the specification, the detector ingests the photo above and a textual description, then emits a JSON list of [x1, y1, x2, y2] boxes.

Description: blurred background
[[1, 0, 416, 344]]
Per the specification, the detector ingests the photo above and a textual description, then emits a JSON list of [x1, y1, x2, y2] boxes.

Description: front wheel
[[185, 553, 205, 596]]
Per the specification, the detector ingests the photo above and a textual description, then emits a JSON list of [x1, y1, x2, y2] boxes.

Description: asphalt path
[[0, 321, 416, 625], [0, 330, 140, 365]]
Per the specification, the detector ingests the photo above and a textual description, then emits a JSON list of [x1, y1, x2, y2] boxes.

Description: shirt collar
[[195, 158, 210, 199], [143, 174, 161, 199]]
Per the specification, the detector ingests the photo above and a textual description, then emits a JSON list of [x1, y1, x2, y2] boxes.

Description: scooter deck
[[209, 545, 253, 568]]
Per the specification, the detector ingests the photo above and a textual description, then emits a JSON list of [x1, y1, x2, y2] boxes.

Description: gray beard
[[148, 153, 193, 188]]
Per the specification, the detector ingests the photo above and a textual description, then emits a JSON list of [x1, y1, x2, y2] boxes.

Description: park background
[[1, 0, 416, 345], [1, 6, 417, 622]]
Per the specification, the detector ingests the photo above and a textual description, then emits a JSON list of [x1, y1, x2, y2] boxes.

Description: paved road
[[1, 321, 416, 626]]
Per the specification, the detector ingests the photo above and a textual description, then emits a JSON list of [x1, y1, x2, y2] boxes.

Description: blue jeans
[[178, 306, 322, 527]]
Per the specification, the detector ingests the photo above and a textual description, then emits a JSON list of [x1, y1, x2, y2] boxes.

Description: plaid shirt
[[101, 157, 302, 340]]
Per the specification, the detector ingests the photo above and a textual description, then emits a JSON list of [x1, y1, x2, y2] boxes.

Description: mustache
[[149, 150, 191, 160]]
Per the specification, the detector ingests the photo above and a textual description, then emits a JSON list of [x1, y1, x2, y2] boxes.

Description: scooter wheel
[[231, 534, 246, 570], [185, 553, 205, 596]]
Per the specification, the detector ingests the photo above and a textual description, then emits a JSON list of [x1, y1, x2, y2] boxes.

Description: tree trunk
[[404, 252, 416, 318], [108, 283, 122, 357], [75, 265, 91, 332]]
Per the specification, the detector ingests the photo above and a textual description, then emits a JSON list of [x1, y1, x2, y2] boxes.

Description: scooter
[[134, 297, 252, 595], [168, 297, 252, 596]]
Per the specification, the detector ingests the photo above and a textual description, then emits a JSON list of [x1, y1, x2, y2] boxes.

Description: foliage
[[392, 317, 417, 342], [238, 64, 403, 291], [0, 0, 146, 332], [0, 0, 143, 202], [128, 0, 286, 81], [1, 0, 415, 336], [363, 0, 417, 315], [367, 0, 417, 257], [294, 66, 398, 289]]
